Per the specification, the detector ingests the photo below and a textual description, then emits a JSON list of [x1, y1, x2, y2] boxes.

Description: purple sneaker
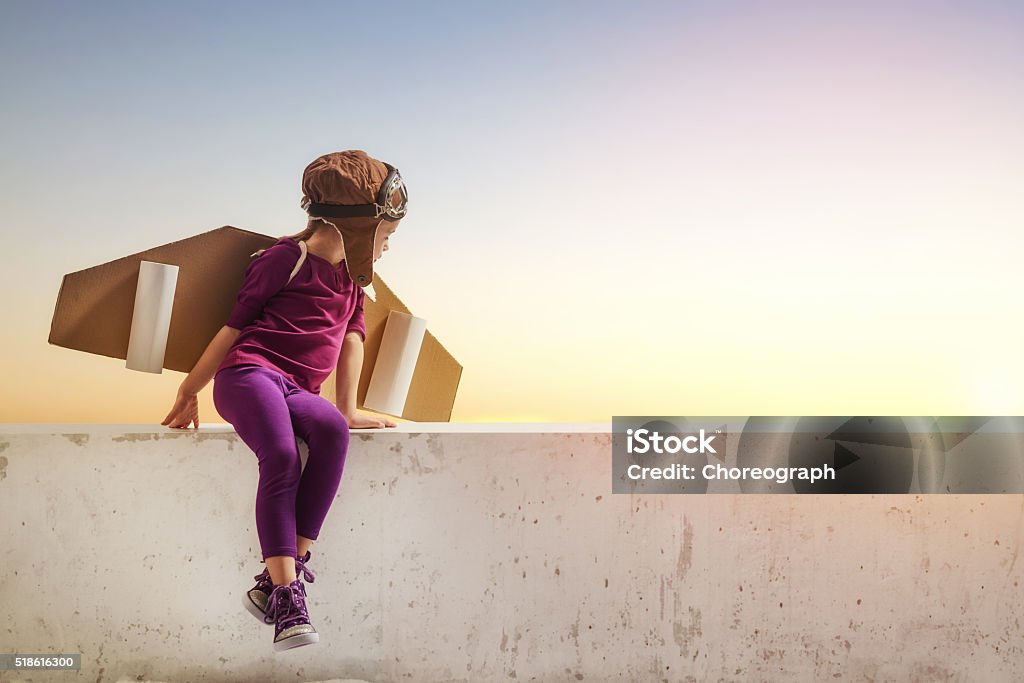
[[264, 579, 319, 651], [244, 552, 317, 623]]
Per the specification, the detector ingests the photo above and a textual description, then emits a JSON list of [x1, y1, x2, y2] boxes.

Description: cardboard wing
[[48, 226, 461, 421]]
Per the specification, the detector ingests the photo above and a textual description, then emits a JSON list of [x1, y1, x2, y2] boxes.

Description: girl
[[161, 150, 405, 651]]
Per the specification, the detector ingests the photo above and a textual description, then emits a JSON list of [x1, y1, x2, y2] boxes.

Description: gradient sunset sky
[[2, 0, 1022, 423]]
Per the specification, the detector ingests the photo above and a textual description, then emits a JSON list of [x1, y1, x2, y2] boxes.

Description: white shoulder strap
[[248, 240, 308, 286], [287, 239, 308, 285]]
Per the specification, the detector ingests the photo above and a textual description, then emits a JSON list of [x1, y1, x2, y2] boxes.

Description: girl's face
[[373, 219, 400, 262]]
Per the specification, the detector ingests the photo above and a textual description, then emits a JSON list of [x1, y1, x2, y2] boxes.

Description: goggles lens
[[380, 171, 408, 220]]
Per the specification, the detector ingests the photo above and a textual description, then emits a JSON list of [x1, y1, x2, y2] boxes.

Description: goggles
[[303, 162, 408, 222]]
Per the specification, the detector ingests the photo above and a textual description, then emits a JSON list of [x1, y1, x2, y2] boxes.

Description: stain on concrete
[[94, 642, 105, 683], [911, 662, 955, 680], [0, 455, 6, 481], [426, 432, 445, 460], [0, 440, 9, 454], [501, 628, 523, 678], [190, 432, 237, 451], [404, 452, 435, 476], [673, 605, 703, 658], [63, 433, 89, 447], [659, 576, 666, 620], [113, 433, 159, 443], [678, 516, 694, 579]]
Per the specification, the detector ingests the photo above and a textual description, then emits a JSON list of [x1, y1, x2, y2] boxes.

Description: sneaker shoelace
[[253, 568, 273, 591], [264, 582, 311, 630], [296, 552, 316, 584], [254, 553, 315, 594]]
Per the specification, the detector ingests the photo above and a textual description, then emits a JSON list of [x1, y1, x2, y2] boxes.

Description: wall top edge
[[0, 422, 614, 435]]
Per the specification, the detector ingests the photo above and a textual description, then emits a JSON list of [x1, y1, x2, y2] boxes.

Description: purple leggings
[[213, 364, 350, 560]]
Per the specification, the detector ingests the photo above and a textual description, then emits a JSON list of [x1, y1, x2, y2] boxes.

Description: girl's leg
[[282, 387, 351, 546], [213, 366, 302, 584]]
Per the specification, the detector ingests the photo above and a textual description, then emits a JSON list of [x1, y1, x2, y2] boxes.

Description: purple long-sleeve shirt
[[215, 236, 366, 395]]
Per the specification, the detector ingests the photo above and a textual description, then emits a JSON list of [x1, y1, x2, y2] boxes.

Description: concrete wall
[[0, 424, 1022, 683]]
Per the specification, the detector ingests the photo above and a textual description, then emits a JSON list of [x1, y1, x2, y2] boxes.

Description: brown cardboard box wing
[[48, 226, 461, 421]]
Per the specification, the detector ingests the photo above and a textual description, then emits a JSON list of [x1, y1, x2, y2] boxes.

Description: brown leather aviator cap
[[301, 150, 391, 287]]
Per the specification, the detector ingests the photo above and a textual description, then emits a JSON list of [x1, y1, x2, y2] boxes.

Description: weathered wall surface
[[0, 424, 1021, 683]]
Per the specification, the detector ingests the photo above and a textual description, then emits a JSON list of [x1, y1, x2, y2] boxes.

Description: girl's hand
[[162, 387, 200, 429], [344, 410, 397, 429]]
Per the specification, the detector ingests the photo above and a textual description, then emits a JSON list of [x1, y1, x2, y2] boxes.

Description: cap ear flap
[[331, 221, 377, 287]]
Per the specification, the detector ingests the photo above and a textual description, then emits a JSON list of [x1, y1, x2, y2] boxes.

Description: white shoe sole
[[274, 631, 319, 652], [243, 592, 270, 624]]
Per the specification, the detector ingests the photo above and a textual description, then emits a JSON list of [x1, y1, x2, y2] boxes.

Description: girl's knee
[[305, 419, 350, 468], [255, 440, 302, 474], [315, 414, 350, 444]]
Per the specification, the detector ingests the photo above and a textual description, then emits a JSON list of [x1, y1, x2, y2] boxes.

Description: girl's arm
[[336, 331, 395, 429], [335, 331, 364, 420], [161, 325, 240, 429], [182, 325, 242, 395]]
